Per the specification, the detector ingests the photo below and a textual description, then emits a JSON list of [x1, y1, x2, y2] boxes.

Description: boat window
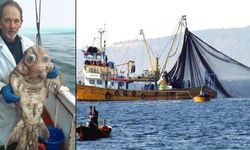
[[89, 80, 95, 84], [118, 82, 124, 86], [97, 80, 102, 85], [96, 55, 102, 60], [84, 54, 94, 59]]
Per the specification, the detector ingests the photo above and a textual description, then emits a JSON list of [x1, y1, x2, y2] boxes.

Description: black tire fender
[[132, 91, 136, 96], [114, 90, 119, 96]]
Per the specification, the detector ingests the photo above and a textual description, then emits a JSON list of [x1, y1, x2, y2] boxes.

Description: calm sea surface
[[77, 98, 250, 149], [24, 29, 75, 94]]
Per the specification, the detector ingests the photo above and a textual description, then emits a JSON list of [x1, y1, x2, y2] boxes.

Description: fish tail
[[39, 119, 50, 139], [4, 120, 24, 150], [17, 124, 39, 150], [16, 140, 28, 150]]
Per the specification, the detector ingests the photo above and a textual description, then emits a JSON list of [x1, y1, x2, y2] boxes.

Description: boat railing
[[85, 65, 118, 76], [46, 86, 75, 150]]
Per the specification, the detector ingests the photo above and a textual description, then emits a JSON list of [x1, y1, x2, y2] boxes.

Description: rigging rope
[[35, 0, 42, 46], [144, 18, 179, 59]]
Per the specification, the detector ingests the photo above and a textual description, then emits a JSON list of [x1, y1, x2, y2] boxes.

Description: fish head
[[17, 45, 54, 79]]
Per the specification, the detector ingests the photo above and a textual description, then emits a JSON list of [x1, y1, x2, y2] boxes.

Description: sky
[[15, 0, 75, 29], [77, 0, 250, 49]]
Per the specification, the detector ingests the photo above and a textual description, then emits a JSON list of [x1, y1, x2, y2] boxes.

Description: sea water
[[22, 28, 75, 94], [77, 98, 250, 149]]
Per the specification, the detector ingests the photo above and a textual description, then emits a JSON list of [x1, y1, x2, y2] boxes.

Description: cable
[[35, 0, 42, 46]]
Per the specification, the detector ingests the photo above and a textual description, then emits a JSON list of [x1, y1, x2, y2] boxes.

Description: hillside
[[104, 26, 250, 75]]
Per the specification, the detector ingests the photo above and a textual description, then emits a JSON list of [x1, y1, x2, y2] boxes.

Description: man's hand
[[47, 63, 59, 79], [0, 84, 20, 103]]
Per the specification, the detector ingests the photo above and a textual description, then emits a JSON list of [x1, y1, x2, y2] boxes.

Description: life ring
[[114, 90, 119, 96], [123, 90, 128, 96], [132, 91, 136, 96], [105, 92, 111, 99], [85, 60, 90, 65], [90, 60, 96, 65], [141, 93, 145, 99], [102, 61, 107, 66], [96, 61, 101, 66]]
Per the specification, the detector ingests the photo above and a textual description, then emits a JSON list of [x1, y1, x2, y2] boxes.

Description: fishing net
[[168, 28, 250, 97]]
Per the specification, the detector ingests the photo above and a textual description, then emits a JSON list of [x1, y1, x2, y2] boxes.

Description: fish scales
[[4, 45, 62, 150]]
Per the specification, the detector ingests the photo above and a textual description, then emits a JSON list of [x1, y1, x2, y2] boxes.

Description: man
[[0, 1, 59, 147], [157, 72, 168, 90], [91, 106, 99, 126], [87, 105, 99, 128]]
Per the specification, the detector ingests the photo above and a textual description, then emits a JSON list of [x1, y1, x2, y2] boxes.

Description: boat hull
[[76, 84, 217, 101], [76, 125, 112, 141]]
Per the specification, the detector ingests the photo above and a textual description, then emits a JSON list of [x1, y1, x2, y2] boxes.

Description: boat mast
[[115, 60, 135, 77], [140, 29, 155, 72], [98, 24, 106, 53]]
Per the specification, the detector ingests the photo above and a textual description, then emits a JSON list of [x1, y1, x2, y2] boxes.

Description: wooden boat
[[76, 56, 217, 101], [76, 106, 112, 141], [77, 84, 216, 101], [77, 20, 218, 101], [76, 124, 112, 141]]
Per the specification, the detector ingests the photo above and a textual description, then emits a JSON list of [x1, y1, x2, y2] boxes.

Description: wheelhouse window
[[97, 80, 102, 85], [89, 80, 95, 84]]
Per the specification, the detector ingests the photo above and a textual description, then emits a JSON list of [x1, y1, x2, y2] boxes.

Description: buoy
[[193, 95, 210, 103]]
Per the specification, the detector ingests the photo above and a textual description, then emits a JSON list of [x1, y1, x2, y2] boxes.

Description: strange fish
[[4, 45, 62, 150]]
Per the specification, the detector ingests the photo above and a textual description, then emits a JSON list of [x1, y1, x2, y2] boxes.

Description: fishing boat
[[77, 17, 218, 101], [76, 125, 112, 141], [76, 120, 112, 141], [76, 106, 112, 141], [76, 16, 217, 101], [193, 87, 211, 102], [0, 0, 75, 149], [77, 84, 216, 101]]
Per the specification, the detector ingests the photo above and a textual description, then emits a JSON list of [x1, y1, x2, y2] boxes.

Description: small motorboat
[[193, 87, 211, 103], [76, 124, 112, 141], [77, 106, 112, 141], [193, 95, 210, 103]]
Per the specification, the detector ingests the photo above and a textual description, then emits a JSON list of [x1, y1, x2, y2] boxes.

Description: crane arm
[[140, 29, 155, 72], [160, 15, 187, 74]]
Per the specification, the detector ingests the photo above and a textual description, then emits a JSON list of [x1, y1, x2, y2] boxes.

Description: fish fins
[[4, 120, 24, 150], [39, 119, 50, 140]]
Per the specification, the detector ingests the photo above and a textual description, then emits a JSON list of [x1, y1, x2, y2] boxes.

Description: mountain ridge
[[105, 26, 250, 75]]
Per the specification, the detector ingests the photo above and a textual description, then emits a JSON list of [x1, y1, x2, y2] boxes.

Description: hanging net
[[168, 28, 250, 97]]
